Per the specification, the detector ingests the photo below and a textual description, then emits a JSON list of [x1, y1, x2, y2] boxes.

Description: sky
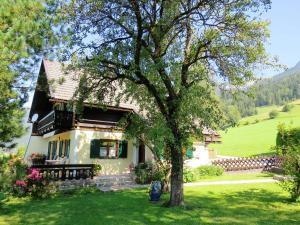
[[262, 0, 300, 75]]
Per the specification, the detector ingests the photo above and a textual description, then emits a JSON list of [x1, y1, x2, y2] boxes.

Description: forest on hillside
[[221, 71, 300, 125]]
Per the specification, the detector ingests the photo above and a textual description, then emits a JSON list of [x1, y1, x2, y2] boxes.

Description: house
[[25, 60, 220, 175]]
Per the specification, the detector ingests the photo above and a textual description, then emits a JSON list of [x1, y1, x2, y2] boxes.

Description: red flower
[[15, 180, 27, 187]]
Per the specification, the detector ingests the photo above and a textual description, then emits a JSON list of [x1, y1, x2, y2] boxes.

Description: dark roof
[[42, 59, 138, 110]]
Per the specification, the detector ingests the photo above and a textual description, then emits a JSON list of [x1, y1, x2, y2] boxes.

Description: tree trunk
[[168, 142, 184, 206]]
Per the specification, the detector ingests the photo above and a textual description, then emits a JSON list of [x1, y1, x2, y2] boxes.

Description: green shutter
[[90, 139, 100, 158], [59, 141, 63, 157], [65, 140, 70, 158], [47, 142, 52, 160], [118, 140, 128, 158], [52, 141, 57, 159], [186, 148, 193, 159]]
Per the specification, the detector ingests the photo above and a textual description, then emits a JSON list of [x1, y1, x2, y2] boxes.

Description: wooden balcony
[[37, 110, 73, 135]]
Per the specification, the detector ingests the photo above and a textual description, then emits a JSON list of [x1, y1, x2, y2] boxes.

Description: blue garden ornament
[[149, 181, 162, 201]]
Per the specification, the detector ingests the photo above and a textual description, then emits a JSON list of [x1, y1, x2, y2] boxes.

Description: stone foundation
[[53, 178, 97, 191]]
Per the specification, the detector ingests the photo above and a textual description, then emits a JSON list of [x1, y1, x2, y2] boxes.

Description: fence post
[[91, 164, 94, 179], [62, 165, 66, 181]]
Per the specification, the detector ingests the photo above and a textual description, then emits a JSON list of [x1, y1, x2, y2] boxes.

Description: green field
[[1, 183, 299, 225], [211, 100, 300, 157]]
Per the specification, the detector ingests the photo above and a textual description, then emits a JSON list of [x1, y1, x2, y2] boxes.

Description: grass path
[[1, 183, 299, 225]]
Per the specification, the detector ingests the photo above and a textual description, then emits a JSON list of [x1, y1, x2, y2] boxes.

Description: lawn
[[210, 100, 300, 157], [193, 172, 274, 182], [1, 183, 299, 225]]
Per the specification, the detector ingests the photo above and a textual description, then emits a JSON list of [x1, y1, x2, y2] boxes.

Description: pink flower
[[27, 168, 41, 180], [16, 180, 27, 187]]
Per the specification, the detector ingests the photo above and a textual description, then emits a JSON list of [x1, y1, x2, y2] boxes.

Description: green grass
[[1, 183, 299, 225], [211, 100, 300, 157], [193, 172, 274, 182]]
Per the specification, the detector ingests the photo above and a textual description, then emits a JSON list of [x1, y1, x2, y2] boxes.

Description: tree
[[0, 0, 55, 148], [222, 105, 241, 128], [54, 0, 272, 206], [282, 104, 293, 112], [276, 124, 300, 202]]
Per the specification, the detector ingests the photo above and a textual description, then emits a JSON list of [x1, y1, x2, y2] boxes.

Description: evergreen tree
[[0, 0, 55, 148]]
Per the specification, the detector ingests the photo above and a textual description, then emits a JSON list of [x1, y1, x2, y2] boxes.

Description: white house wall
[[25, 129, 153, 175]]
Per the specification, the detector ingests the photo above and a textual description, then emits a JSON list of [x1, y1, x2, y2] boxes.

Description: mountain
[[221, 60, 300, 118], [273, 60, 300, 80]]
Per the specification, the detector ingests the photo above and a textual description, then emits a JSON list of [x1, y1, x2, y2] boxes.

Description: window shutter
[[59, 141, 63, 157], [47, 142, 52, 160], [65, 140, 70, 158], [90, 139, 100, 158], [52, 141, 57, 159], [118, 140, 128, 158], [186, 148, 193, 159]]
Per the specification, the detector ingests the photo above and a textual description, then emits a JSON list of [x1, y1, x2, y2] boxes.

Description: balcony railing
[[37, 110, 73, 135], [32, 164, 94, 180]]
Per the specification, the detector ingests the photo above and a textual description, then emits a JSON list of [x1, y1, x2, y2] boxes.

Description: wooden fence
[[212, 156, 283, 171], [32, 164, 94, 181]]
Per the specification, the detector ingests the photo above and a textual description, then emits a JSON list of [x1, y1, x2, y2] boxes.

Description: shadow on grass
[[1, 187, 299, 225]]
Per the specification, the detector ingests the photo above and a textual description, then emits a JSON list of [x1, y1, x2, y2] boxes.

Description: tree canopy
[[0, 0, 55, 147], [51, 0, 272, 206]]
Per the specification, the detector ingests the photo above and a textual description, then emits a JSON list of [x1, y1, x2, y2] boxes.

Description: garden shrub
[[183, 168, 196, 183], [13, 168, 55, 199], [0, 154, 28, 193], [183, 165, 224, 182], [93, 163, 102, 176], [0, 153, 55, 199], [0, 191, 5, 208], [276, 124, 300, 201], [134, 161, 165, 184], [269, 110, 279, 119], [195, 165, 224, 177]]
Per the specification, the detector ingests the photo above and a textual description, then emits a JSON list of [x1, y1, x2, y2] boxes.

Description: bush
[[276, 124, 300, 201], [183, 168, 196, 183], [183, 165, 224, 183], [269, 110, 279, 119], [244, 121, 249, 126], [0, 192, 5, 208], [134, 161, 165, 184], [282, 104, 294, 112], [195, 165, 224, 177], [93, 163, 102, 176], [0, 153, 54, 199], [0, 154, 28, 193], [26, 168, 54, 199], [12, 168, 55, 199]]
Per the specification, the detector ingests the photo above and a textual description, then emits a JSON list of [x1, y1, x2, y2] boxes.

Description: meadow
[[1, 183, 299, 225], [210, 100, 300, 157]]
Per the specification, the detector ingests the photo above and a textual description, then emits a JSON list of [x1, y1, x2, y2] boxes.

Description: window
[[47, 139, 70, 160], [90, 139, 128, 159]]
